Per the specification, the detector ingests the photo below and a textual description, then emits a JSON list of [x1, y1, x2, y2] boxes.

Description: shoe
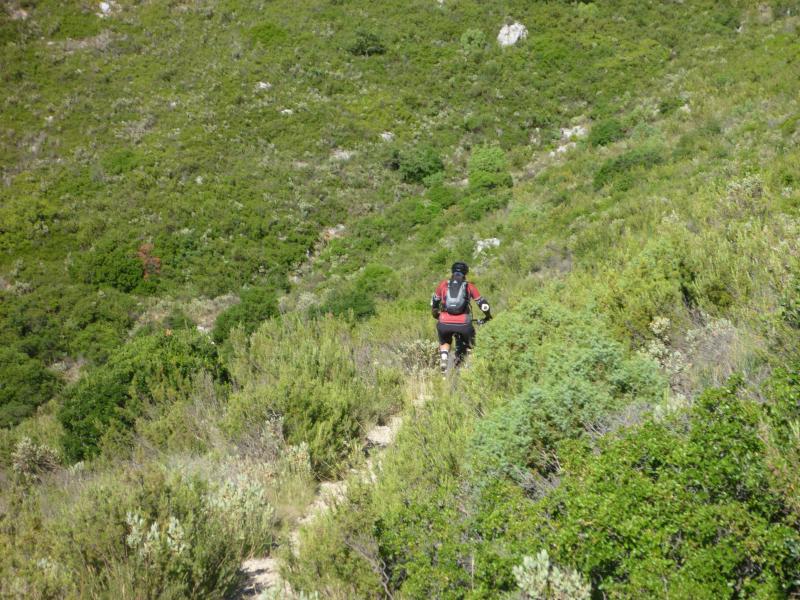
[[440, 350, 449, 373]]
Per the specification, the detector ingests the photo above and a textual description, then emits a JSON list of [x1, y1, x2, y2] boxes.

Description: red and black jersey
[[432, 279, 485, 324]]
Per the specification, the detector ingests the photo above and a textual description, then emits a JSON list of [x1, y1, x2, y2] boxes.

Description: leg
[[436, 323, 455, 373]]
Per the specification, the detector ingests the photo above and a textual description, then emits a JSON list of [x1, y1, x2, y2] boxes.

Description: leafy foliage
[[71, 242, 145, 293], [588, 118, 625, 147], [0, 348, 59, 428], [397, 145, 444, 184], [468, 146, 513, 193], [537, 380, 800, 598], [59, 330, 224, 461], [212, 286, 280, 344], [348, 30, 386, 56], [225, 316, 401, 477], [4, 0, 800, 597], [318, 263, 401, 320], [1, 465, 276, 599], [460, 28, 487, 55], [593, 146, 666, 191]]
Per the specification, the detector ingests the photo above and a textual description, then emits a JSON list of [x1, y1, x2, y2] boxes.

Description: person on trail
[[431, 261, 492, 373]]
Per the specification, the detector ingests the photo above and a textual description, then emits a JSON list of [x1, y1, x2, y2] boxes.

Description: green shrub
[[588, 118, 625, 146], [51, 10, 102, 39], [354, 264, 400, 300], [468, 394, 534, 479], [468, 146, 513, 193], [250, 22, 288, 46], [348, 30, 386, 56], [658, 95, 684, 115], [59, 330, 224, 461], [318, 286, 376, 320], [225, 316, 401, 477], [212, 286, 279, 343], [102, 149, 141, 175], [1, 465, 274, 599], [602, 234, 699, 337], [469, 332, 662, 477], [66, 288, 136, 363], [761, 363, 800, 518], [463, 192, 510, 221], [397, 145, 444, 184], [427, 181, 458, 208], [537, 380, 800, 598], [464, 111, 492, 133], [460, 28, 486, 55], [593, 146, 665, 190], [576, 2, 600, 19], [0, 348, 59, 428], [71, 242, 143, 293]]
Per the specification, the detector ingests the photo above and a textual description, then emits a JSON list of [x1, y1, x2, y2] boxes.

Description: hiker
[[431, 261, 492, 372]]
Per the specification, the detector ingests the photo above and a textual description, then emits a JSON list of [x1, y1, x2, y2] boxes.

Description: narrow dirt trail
[[237, 386, 426, 598]]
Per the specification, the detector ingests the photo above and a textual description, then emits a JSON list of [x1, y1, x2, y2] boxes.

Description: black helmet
[[451, 261, 469, 276]]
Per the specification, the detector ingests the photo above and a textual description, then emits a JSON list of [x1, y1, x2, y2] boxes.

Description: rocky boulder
[[497, 22, 528, 47]]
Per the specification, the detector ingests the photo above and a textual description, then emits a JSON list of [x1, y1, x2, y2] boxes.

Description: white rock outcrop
[[331, 149, 354, 161], [497, 22, 527, 47], [97, 1, 117, 17], [560, 125, 588, 140], [476, 238, 501, 253], [549, 142, 576, 157]]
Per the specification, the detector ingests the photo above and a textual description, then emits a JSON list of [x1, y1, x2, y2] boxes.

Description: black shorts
[[437, 322, 475, 347]]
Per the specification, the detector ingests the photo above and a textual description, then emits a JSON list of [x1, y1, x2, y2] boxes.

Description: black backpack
[[444, 278, 470, 314]]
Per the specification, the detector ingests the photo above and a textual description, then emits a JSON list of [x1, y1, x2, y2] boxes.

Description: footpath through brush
[[236, 378, 431, 599]]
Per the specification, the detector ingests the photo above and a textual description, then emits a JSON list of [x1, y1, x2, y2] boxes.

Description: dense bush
[[59, 330, 224, 461], [249, 22, 288, 46], [426, 180, 458, 209], [348, 30, 386, 56], [462, 191, 511, 221], [212, 286, 279, 343], [469, 334, 661, 477], [318, 264, 400, 321], [71, 242, 144, 293], [602, 234, 700, 337], [588, 118, 625, 147], [0, 348, 59, 428], [397, 145, 444, 184], [3, 0, 800, 597], [102, 149, 141, 175], [468, 146, 513, 193], [537, 380, 800, 598], [318, 286, 377, 320], [1, 465, 275, 599], [593, 146, 666, 190], [225, 316, 402, 477], [460, 28, 487, 55]]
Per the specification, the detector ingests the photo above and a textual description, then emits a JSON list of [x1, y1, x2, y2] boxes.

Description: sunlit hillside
[[2, 0, 800, 598]]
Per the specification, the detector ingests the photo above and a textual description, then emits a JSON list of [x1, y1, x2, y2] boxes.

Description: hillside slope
[[2, 0, 800, 598]]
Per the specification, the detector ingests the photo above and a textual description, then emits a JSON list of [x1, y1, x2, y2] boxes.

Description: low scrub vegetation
[[3, 0, 800, 597]]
